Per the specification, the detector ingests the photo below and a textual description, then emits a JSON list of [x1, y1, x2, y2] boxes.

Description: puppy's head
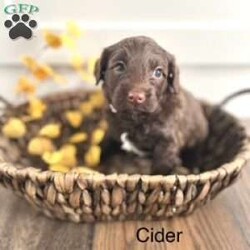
[[95, 36, 180, 115]]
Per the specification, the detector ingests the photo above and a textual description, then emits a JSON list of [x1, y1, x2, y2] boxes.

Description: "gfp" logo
[[4, 4, 39, 40]]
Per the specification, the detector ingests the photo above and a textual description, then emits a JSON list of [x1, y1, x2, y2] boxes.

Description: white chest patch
[[120, 132, 147, 157]]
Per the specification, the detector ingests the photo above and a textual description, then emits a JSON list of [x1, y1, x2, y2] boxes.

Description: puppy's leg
[[100, 135, 122, 162], [152, 141, 182, 175]]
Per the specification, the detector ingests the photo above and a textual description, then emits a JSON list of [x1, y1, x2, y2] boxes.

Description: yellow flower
[[22, 56, 37, 71], [21, 56, 58, 82], [42, 151, 63, 165], [27, 98, 47, 120], [69, 132, 88, 143], [88, 57, 97, 75], [79, 101, 93, 116], [99, 120, 108, 131], [65, 110, 83, 128], [84, 145, 101, 168], [2, 118, 26, 139], [38, 124, 61, 139], [89, 91, 105, 109], [71, 55, 83, 70], [71, 55, 96, 83], [36, 65, 67, 84], [60, 144, 77, 167], [42, 145, 77, 168], [78, 69, 95, 83], [91, 128, 105, 145], [43, 31, 62, 48], [66, 21, 82, 39], [49, 164, 70, 173], [71, 166, 101, 175], [33, 64, 54, 81], [28, 137, 54, 156], [16, 76, 36, 96], [62, 34, 76, 50]]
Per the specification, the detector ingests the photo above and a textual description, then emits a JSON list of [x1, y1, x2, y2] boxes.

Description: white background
[[0, 0, 249, 117]]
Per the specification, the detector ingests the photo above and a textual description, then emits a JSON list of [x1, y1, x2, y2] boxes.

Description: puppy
[[95, 36, 208, 175]]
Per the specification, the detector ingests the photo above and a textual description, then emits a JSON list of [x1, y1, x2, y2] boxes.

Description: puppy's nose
[[128, 91, 146, 104]]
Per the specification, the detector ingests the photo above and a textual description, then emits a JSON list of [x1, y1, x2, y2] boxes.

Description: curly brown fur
[[95, 36, 208, 175]]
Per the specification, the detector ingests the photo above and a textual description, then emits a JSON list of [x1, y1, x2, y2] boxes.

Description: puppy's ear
[[166, 53, 180, 94], [94, 59, 102, 85], [94, 48, 111, 85]]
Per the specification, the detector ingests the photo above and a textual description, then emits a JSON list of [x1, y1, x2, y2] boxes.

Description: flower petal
[[65, 110, 83, 128], [49, 164, 70, 173], [16, 76, 36, 96], [39, 124, 61, 138], [79, 102, 93, 116], [69, 133, 88, 143], [60, 144, 77, 168], [91, 128, 105, 145], [66, 21, 82, 39], [62, 34, 76, 50], [28, 137, 55, 156], [21, 56, 38, 71], [43, 31, 62, 48], [42, 151, 63, 165], [71, 55, 84, 70], [33, 64, 54, 81], [89, 91, 105, 109], [84, 145, 101, 168], [88, 57, 98, 75], [99, 120, 109, 130], [27, 98, 47, 120], [2, 118, 26, 139]]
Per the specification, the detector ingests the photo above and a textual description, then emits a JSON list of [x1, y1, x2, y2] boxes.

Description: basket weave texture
[[0, 91, 249, 223]]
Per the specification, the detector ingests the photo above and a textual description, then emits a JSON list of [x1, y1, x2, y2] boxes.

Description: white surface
[[1, 25, 250, 66], [0, 0, 250, 65], [2, 0, 250, 22], [0, 0, 249, 117]]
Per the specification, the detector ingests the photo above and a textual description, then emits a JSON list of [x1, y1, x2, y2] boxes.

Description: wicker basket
[[0, 90, 249, 223]]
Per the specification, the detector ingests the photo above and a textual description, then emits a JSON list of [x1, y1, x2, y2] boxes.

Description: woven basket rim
[[0, 90, 249, 185], [0, 138, 249, 184]]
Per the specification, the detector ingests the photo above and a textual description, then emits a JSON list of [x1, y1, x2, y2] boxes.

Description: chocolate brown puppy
[[95, 36, 208, 175]]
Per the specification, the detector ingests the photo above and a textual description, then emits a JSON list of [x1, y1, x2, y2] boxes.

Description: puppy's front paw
[[174, 165, 191, 175], [152, 156, 182, 175]]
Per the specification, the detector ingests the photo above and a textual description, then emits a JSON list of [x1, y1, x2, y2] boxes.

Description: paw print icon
[[4, 14, 37, 39]]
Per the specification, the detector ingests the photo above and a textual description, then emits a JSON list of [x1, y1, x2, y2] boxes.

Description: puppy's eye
[[113, 61, 126, 73], [153, 67, 163, 78]]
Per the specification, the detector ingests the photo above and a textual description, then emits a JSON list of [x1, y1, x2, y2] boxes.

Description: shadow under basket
[[0, 90, 249, 223]]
